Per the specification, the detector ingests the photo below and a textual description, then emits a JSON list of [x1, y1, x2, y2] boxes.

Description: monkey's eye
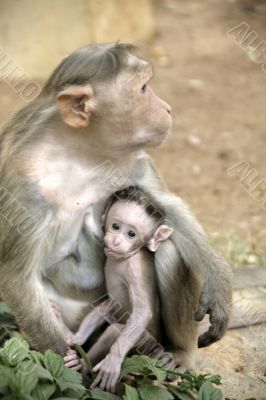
[[127, 230, 136, 238], [112, 223, 120, 231], [141, 84, 147, 94]]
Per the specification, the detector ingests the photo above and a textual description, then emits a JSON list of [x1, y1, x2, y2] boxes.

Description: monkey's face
[[57, 53, 172, 152], [92, 55, 172, 151], [103, 201, 155, 259]]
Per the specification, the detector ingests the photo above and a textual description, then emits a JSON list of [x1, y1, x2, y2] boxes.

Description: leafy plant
[[0, 302, 225, 399], [0, 337, 86, 399], [117, 355, 223, 400]]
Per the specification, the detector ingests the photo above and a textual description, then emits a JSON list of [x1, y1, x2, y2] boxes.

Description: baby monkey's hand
[[64, 348, 83, 371]]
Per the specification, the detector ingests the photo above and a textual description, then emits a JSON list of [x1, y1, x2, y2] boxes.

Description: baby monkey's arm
[[71, 299, 111, 345], [92, 265, 155, 392], [50, 299, 111, 345], [110, 269, 154, 358]]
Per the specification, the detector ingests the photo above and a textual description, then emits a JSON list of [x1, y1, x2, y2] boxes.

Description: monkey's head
[[102, 187, 173, 260], [44, 43, 172, 151]]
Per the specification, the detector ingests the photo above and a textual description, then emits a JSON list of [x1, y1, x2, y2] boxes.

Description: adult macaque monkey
[[0, 43, 232, 366], [57, 186, 173, 392]]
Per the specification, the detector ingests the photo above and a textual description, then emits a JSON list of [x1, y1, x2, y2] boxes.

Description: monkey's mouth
[[104, 247, 127, 259], [104, 247, 121, 256]]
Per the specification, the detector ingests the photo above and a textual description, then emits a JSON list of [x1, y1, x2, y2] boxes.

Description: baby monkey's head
[[103, 187, 173, 260]]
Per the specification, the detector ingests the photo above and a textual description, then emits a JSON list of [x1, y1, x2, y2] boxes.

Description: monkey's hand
[[195, 282, 230, 347], [64, 348, 83, 371], [68, 333, 86, 346], [91, 353, 122, 394]]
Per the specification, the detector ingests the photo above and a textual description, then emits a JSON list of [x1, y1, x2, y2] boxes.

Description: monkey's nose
[[113, 237, 121, 246]]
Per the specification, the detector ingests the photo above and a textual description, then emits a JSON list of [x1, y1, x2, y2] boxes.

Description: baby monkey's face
[[103, 201, 155, 259]]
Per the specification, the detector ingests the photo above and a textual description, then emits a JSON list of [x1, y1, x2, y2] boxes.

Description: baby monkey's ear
[[146, 225, 173, 252]]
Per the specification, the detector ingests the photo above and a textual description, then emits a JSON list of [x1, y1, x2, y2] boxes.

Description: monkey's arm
[[91, 266, 153, 392], [71, 300, 111, 345], [109, 268, 153, 360], [131, 152, 233, 348], [0, 203, 68, 355]]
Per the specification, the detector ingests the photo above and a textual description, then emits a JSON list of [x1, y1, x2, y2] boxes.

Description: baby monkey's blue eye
[[128, 230, 136, 238], [112, 223, 120, 230]]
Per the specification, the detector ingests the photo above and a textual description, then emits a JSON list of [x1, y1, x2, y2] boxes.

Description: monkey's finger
[[65, 359, 82, 368], [72, 363, 83, 371], [110, 372, 119, 393], [91, 371, 104, 388], [99, 372, 109, 391], [194, 304, 209, 321], [106, 372, 115, 393], [92, 360, 104, 372], [64, 354, 79, 363], [198, 320, 226, 347]]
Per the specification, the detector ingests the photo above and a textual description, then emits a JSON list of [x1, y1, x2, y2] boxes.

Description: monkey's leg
[[87, 323, 124, 365], [155, 240, 201, 370]]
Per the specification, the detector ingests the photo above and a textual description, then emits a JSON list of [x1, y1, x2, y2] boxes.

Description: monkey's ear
[[57, 85, 95, 128], [146, 225, 173, 252]]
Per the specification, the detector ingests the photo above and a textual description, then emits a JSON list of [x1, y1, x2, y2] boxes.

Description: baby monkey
[[58, 187, 173, 393]]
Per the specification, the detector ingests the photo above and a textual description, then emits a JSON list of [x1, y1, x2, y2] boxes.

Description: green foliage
[[118, 355, 222, 400], [0, 303, 225, 399], [0, 337, 86, 399], [0, 304, 19, 346]]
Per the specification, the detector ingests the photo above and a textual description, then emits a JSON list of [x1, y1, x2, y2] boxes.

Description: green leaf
[[0, 337, 29, 366], [149, 364, 167, 383], [123, 384, 140, 400], [28, 350, 44, 364], [139, 384, 174, 400], [55, 374, 85, 398], [36, 364, 54, 382], [61, 365, 83, 384], [16, 360, 39, 394], [197, 381, 211, 400], [55, 376, 70, 392], [207, 375, 221, 386], [43, 349, 64, 378], [120, 356, 165, 381], [120, 356, 147, 380], [63, 383, 86, 398], [32, 382, 56, 400], [166, 385, 195, 400], [0, 366, 11, 395], [88, 387, 122, 399], [197, 382, 222, 400]]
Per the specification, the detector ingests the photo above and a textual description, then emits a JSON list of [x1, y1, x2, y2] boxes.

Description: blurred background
[[0, 1, 265, 397]]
